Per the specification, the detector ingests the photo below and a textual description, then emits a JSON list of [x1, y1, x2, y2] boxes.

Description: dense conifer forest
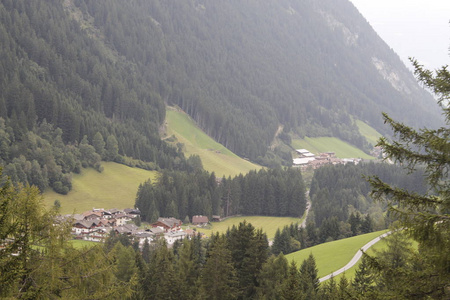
[[135, 168, 307, 223], [0, 0, 443, 191]]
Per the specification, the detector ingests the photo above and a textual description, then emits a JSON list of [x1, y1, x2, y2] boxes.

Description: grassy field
[[355, 120, 383, 146], [165, 108, 262, 177], [43, 162, 157, 214], [291, 137, 374, 160], [286, 230, 388, 278], [331, 237, 388, 281], [332, 236, 418, 281], [193, 216, 302, 240], [69, 239, 99, 249]]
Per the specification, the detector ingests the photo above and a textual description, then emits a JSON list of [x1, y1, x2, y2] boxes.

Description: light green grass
[[69, 239, 99, 249], [194, 216, 302, 240], [165, 108, 262, 177], [356, 120, 383, 146], [333, 236, 418, 281], [332, 237, 388, 281], [286, 230, 388, 278], [43, 162, 157, 214], [291, 137, 374, 159]]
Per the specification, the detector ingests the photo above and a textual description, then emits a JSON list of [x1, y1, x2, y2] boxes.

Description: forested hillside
[[70, 0, 441, 161], [0, 0, 186, 192], [0, 0, 442, 191]]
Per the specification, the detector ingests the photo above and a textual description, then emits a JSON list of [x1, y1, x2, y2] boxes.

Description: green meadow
[[165, 108, 262, 178], [193, 216, 302, 240], [286, 230, 388, 278], [43, 162, 157, 214], [331, 237, 389, 281], [291, 137, 374, 159], [69, 239, 99, 249], [332, 236, 418, 281], [355, 120, 383, 146]]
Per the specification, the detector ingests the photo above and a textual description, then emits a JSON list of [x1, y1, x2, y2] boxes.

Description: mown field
[[194, 216, 302, 240], [331, 238, 388, 281], [43, 162, 157, 214], [286, 230, 389, 278], [69, 239, 99, 249], [332, 236, 418, 281], [355, 120, 383, 146], [165, 108, 262, 177], [291, 137, 375, 159]]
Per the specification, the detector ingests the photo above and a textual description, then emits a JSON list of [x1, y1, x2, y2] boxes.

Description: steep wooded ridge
[[0, 0, 442, 179]]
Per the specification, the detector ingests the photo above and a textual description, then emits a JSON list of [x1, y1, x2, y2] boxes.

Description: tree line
[[135, 167, 307, 223], [309, 162, 426, 236]]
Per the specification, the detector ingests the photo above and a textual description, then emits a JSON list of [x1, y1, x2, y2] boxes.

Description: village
[[292, 149, 363, 169], [65, 208, 213, 247]]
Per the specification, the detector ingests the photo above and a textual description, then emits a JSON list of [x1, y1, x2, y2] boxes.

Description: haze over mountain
[[350, 0, 450, 71], [0, 0, 443, 191]]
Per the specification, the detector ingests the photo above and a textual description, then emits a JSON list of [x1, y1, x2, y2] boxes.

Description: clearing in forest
[[165, 108, 262, 177], [43, 162, 157, 214]]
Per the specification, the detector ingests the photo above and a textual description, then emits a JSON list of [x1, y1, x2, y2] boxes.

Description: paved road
[[319, 231, 392, 282]]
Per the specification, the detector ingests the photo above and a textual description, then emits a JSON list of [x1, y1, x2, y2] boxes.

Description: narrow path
[[318, 231, 391, 282], [300, 191, 311, 228]]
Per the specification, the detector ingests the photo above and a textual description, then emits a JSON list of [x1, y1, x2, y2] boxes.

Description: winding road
[[318, 231, 391, 282]]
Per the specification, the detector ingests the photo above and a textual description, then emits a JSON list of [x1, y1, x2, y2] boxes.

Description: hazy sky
[[350, 0, 450, 70]]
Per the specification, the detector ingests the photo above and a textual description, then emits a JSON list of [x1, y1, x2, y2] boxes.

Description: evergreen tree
[[142, 238, 151, 264], [111, 243, 138, 283], [351, 255, 375, 297], [367, 59, 450, 299], [227, 222, 269, 299], [0, 168, 132, 298], [175, 239, 200, 300], [92, 131, 105, 158], [199, 234, 239, 300], [143, 241, 181, 300], [105, 134, 119, 161], [256, 253, 289, 299], [280, 261, 304, 300], [299, 254, 320, 298]]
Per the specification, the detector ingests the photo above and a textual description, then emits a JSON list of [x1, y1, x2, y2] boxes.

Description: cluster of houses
[[65, 208, 211, 247], [292, 149, 361, 169]]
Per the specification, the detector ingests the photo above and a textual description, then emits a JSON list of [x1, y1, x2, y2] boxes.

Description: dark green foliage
[[0, 0, 186, 192], [272, 224, 303, 255], [141, 240, 182, 300], [364, 59, 450, 298], [221, 168, 307, 217], [299, 254, 320, 298], [199, 234, 239, 300], [135, 168, 307, 223], [352, 255, 375, 296], [226, 222, 269, 299], [309, 162, 427, 242], [0, 0, 441, 176], [280, 261, 304, 300], [80, 0, 439, 162], [175, 239, 202, 300], [256, 253, 289, 299]]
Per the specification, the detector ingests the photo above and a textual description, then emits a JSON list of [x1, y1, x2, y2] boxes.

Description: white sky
[[350, 0, 450, 71]]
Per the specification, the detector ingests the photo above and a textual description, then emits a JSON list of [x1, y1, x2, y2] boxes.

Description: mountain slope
[[72, 0, 440, 159], [0, 0, 443, 183]]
